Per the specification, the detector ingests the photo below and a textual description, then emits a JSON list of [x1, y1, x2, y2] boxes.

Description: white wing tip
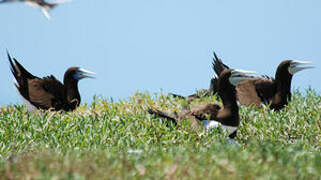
[[41, 7, 51, 20], [13, 78, 19, 88]]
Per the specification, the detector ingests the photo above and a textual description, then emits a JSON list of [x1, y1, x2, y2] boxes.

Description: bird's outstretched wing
[[191, 104, 221, 120], [148, 108, 177, 125], [236, 77, 274, 107], [212, 52, 230, 76], [8, 52, 65, 110]]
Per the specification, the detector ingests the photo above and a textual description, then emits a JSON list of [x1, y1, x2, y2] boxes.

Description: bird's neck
[[219, 98, 239, 127], [271, 75, 292, 109], [64, 79, 81, 108], [276, 69, 293, 92], [220, 91, 239, 113], [216, 84, 239, 127]]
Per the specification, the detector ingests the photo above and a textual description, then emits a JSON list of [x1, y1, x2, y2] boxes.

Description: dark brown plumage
[[148, 69, 257, 139], [213, 55, 313, 110], [8, 51, 95, 112]]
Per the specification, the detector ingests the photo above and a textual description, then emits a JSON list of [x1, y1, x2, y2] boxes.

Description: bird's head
[[64, 67, 96, 83], [287, 60, 314, 75], [275, 60, 313, 80]]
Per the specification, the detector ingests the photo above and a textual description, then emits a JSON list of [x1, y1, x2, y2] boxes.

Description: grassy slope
[[0, 90, 320, 179]]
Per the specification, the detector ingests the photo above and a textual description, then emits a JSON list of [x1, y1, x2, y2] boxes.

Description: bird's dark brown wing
[[212, 52, 230, 76], [179, 113, 203, 130], [236, 80, 263, 107], [236, 78, 275, 107], [148, 106, 205, 130], [208, 77, 218, 94], [27, 76, 65, 110], [176, 104, 221, 130], [253, 78, 275, 105], [8, 52, 66, 110], [211, 52, 230, 94], [191, 104, 221, 120], [8, 52, 36, 84], [148, 108, 178, 125]]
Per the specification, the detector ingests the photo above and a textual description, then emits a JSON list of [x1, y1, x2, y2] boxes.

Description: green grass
[[0, 89, 320, 179]]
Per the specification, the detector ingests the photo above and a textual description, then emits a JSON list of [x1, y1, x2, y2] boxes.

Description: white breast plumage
[[202, 120, 237, 135], [18, 92, 38, 113]]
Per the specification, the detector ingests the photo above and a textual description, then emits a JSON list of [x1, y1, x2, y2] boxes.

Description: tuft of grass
[[0, 89, 320, 179]]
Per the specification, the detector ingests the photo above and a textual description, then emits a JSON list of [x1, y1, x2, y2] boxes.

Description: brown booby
[[7, 51, 95, 112], [212, 54, 314, 110], [0, 0, 71, 20], [148, 69, 257, 139]]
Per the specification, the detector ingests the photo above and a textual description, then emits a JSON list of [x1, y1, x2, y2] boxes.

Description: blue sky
[[0, 0, 319, 106]]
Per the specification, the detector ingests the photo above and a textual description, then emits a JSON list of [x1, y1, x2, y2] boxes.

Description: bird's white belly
[[202, 120, 237, 135], [19, 94, 38, 113]]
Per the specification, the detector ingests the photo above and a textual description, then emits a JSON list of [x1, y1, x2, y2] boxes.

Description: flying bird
[[212, 54, 314, 110], [148, 69, 257, 139], [7, 51, 95, 112], [0, 0, 71, 20]]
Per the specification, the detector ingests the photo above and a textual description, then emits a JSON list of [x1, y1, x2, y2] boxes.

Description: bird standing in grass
[[7, 51, 95, 112], [212, 55, 314, 110], [0, 0, 71, 20], [148, 68, 257, 139]]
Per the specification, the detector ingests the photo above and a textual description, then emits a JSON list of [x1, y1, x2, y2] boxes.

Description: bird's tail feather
[[7, 50, 35, 93], [7, 51, 34, 79]]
